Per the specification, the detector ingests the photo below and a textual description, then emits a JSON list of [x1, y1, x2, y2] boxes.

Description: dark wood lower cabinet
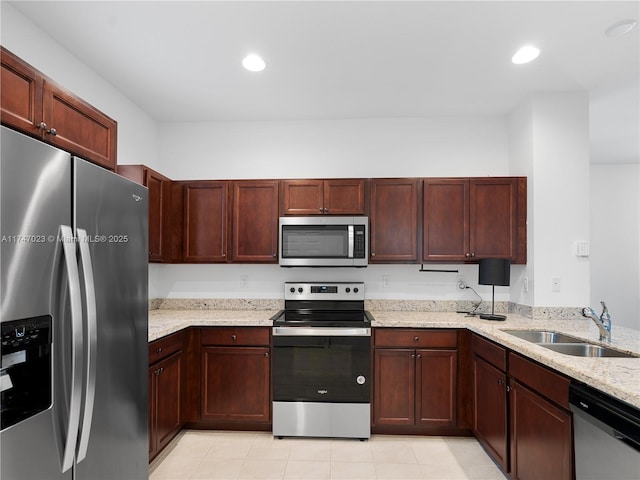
[[148, 332, 185, 461], [372, 329, 460, 434], [201, 346, 271, 423], [473, 354, 508, 471], [198, 327, 271, 429], [471, 334, 573, 479], [510, 380, 573, 480]]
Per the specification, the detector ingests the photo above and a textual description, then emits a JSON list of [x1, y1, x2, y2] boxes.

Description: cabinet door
[[370, 178, 419, 262], [373, 349, 416, 425], [469, 178, 518, 260], [148, 365, 157, 458], [231, 180, 278, 262], [201, 346, 271, 422], [281, 179, 324, 215], [183, 181, 228, 262], [146, 169, 168, 262], [324, 179, 366, 215], [473, 355, 508, 471], [423, 178, 469, 262], [154, 351, 183, 456], [42, 79, 117, 170], [416, 349, 457, 427], [1, 46, 42, 135], [510, 380, 573, 480]]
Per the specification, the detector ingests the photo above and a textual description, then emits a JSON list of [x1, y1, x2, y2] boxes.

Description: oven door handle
[[273, 326, 371, 337]]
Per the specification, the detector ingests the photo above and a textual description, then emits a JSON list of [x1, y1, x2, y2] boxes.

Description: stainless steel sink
[[541, 343, 639, 358], [502, 330, 583, 343], [502, 329, 639, 358]]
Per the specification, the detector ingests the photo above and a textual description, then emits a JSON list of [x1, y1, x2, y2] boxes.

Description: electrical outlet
[[240, 275, 249, 288], [456, 275, 466, 290], [382, 275, 391, 288], [551, 277, 561, 292]]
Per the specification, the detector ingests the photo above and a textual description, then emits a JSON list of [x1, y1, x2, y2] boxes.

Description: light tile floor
[[149, 430, 507, 480]]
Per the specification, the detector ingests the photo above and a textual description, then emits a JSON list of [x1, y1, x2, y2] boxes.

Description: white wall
[[0, 3, 160, 166], [529, 93, 591, 307], [156, 117, 508, 180], [590, 165, 640, 330]]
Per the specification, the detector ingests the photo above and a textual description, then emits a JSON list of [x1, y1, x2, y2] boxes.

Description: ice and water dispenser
[[1, 316, 52, 430]]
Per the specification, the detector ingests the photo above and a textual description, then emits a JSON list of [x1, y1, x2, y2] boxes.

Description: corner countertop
[[148, 309, 640, 409]]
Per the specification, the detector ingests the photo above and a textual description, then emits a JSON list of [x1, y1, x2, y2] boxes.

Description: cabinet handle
[[498, 379, 504, 385], [159, 367, 164, 374], [264, 352, 269, 357], [272, 253, 277, 257], [157, 347, 162, 353], [411, 353, 415, 359], [319, 208, 324, 212], [413, 336, 419, 342], [416, 354, 421, 358], [470, 253, 475, 258], [371, 252, 375, 257], [36, 122, 57, 136], [465, 253, 470, 258], [231, 334, 237, 341], [324, 208, 328, 213]]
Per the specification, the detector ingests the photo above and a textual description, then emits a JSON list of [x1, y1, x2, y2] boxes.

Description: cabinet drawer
[[149, 331, 185, 365], [200, 327, 270, 346], [508, 352, 570, 409], [374, 329, 457, 348], [472, 334, 506, 371]]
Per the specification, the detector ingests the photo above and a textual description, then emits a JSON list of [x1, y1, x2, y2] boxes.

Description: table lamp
[[478, 258, 510, 321]]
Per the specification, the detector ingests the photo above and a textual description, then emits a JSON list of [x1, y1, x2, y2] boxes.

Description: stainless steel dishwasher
[[569, 383, 640, 480]]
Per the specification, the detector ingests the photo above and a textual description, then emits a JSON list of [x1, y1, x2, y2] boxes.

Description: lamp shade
[[478, 258, 511, 286]]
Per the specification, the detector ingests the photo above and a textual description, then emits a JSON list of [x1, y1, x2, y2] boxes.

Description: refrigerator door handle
[[59, 225, 84, 473], [75, 228, 97, 463]]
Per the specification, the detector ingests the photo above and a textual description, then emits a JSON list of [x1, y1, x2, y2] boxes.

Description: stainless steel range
[[271, 282, 372, 439]]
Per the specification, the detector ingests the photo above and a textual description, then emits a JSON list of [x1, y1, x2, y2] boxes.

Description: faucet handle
[[600, 301, 612, 331]]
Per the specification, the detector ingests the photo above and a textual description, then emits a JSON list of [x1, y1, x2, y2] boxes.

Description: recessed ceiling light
[[511, 45, 540, 65], [605, 19, 637, 37], [242, 54, 266, 72]]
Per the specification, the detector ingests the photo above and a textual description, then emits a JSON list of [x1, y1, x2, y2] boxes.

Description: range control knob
[[289, 287, 295, 293], [345, 287, 351, 293], [353, 287, 359, 293], [298, 287, 303, 293]]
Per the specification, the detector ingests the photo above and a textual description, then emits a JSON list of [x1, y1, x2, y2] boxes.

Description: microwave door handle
[[348, 225, 354, 258]]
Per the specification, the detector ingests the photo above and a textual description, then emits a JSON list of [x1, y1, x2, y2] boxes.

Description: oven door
[[272, 327, 371, 403]]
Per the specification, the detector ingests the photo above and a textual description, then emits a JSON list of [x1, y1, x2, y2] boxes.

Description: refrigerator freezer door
[[72, 158, 149, 480], [1, 126, 72, 480]]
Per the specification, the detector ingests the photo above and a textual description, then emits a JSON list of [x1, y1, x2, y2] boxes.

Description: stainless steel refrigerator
[[0, 126, 148, 479]]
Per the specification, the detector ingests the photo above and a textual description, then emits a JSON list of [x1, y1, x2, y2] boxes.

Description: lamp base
[[479, 314, 507, 321]]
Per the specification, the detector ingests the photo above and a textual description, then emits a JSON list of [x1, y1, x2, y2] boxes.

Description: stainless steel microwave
[[279, 216, 368, 267]]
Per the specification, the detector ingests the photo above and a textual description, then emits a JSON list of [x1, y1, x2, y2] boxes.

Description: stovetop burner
[[273, 282, 372, 328]]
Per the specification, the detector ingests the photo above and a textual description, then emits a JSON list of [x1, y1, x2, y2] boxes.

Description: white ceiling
[[7, 1, 640, 162]]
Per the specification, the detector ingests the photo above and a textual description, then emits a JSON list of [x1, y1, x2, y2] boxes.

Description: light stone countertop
[[148, 309, 640, 409]]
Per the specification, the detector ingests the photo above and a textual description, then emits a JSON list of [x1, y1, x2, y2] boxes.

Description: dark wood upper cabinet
[[369, 178, 420, 263], [1, 47, 117, 170], [231, 180, 279, 263], [182, 181, 229, 263], [281, 178, 367, 215], [118, 164, 171, 263], [1, 46, 42, 135], [423, 177, 526, 264]]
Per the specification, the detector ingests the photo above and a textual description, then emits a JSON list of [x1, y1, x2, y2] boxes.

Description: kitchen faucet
[[581, 301, 612, 343]]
